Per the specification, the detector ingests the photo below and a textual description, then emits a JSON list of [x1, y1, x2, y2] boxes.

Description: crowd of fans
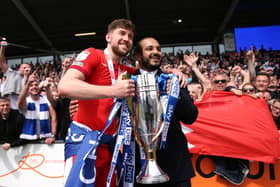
[[0, 39, 279, 185], [0, 42, 279, 151]]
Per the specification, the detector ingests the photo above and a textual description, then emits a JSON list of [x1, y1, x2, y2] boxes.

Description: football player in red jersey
[[58, 19, 136, 187]]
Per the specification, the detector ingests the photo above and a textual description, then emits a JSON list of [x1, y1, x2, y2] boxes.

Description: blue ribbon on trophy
[[106, 99, 135, 187], [158, 74, 180, 149]]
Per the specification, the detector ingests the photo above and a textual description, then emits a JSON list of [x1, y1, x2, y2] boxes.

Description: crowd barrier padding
[[0, 142, 64, 187], [0, 143, 279, 187]]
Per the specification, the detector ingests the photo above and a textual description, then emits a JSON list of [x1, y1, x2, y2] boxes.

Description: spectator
[[52, 87, 71, 140], [269, 98, 280, 130], [188, 83, 203, 102], [228, 65, 250, 89], [0, 41, 31, 110], [254, 72, 272, 100], [245, 49, 257, 82], [242, 83, 256, 95], [211, 70, 229, 90], [208, 70, 249, 185], [268, 74, 279, 98], [17, 72, 57, 144], [241, 83, 268, 99], [184, 52, 211, 96], [160, 61, 173, 74], [209, 70, 242, 96], [52, 56, 74, 140], [0, 96, 26, 150], [255, 72, 270, 92], [0, 75, 6, 96]]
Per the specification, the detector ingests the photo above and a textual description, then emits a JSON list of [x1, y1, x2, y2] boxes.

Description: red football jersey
[[70, 48, 136, 135]]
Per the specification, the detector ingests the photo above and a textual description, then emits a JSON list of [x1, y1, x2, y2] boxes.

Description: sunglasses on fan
[[213, 79, 227, 84]]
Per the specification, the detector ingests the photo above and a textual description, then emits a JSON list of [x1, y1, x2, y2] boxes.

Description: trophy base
[[136, 160, 170, 184]]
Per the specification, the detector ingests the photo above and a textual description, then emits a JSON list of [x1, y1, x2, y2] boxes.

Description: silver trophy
[[129, 73, 169, 184]]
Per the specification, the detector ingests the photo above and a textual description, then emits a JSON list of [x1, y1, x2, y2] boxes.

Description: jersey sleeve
[[70, 48, 100, 79], [120, 64, 137, 75]]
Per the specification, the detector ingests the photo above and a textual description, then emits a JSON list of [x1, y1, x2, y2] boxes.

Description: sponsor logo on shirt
[[72, 61, 84, 67], [76, 50, 90, 61]]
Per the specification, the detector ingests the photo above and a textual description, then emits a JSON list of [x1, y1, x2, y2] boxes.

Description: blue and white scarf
[[64, 121, 116, 187], [20, 95, 51, 140]]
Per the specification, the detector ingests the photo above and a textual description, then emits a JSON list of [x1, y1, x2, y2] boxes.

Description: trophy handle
[[123, 72, 144, 147], [130, 101, 140, 145], [133, 105, 145, 147], [151, 121, 164, 143]]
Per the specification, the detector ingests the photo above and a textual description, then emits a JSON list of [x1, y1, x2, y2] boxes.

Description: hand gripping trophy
[[128, 73, 169, 184]]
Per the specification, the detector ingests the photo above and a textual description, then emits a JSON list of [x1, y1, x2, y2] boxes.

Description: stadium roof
[[1, 0, 280, 57]]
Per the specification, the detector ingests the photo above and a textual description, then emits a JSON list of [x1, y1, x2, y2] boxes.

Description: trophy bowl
[[132, 73, 170, 184]]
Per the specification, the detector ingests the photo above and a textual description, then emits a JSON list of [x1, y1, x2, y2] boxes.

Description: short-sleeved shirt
[[70, 48, 136, 135], [3, 68, 24, 109]]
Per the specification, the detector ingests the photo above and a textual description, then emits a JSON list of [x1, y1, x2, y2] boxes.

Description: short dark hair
[[134, 40, 143, 56], [0, 96, 10, 102], [256, 72, 270, 80], [212, 69, 228, 77], [242, 83, 256, 90], [107, 19, 135, 34], [272, 98, 280, 104], [134, 37, 158, 56]]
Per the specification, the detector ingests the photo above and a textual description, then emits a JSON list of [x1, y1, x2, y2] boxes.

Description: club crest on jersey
[[76, 50, 90, 61]]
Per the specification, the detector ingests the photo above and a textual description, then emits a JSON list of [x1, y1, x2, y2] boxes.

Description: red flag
[[182, 90, 280, 163]]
